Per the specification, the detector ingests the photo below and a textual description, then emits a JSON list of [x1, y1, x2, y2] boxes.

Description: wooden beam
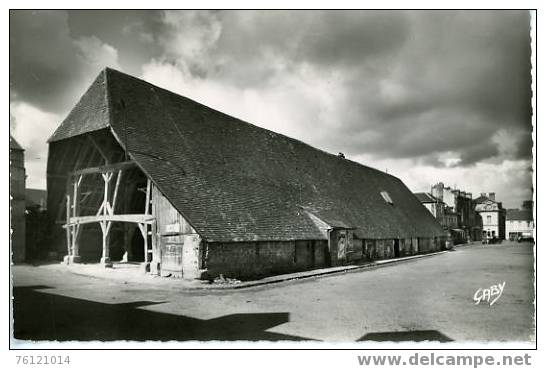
[[151, 184, 158, 266], [88, 135, 110, 164], [72, 224, 82, 258], [65, 214, 155, 226], [65, 194, 71, 257], [102, 172, 112, 215], [100, 220, 111, 265], [70, 161, 135, 177], [111, 170, 122, 215], [138, 223, 149, 263], [145, 178, 151, 215], [71, 175, 82, 258]]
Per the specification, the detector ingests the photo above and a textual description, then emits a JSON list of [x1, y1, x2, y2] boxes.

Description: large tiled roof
[[414, 192, 442, 204], [48, 68, 445, 242], [49, 72, 110, 142], [506, 209, 533, 221], [474, 195, 492, 204]]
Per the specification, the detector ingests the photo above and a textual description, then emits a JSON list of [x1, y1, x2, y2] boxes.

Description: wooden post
[[145, 178, 151, 216], [111, 170, 122, 214], [100, 172, 113, 267], [150, 183, 160, 275], [141, 179, 152, 272], [63, 193, 72, 264], [100, 221, 111, 266], [70, 175, 82, 263], [138, 222, 149, 272]]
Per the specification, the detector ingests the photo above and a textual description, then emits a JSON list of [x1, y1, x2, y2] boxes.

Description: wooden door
[[160, 235, 183, 277], [337, 230, 347, 261]]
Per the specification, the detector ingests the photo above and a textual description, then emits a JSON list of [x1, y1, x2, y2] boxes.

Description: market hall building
[[46, 68, 446, 280]]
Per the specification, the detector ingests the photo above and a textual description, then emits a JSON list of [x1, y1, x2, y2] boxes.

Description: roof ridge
[[48, 69, 110, 143], [102, 67, 399, 181]]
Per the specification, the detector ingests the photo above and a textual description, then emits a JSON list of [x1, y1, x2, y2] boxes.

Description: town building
[[414, 192, 443, 218], [474, 193, 506, 241], [46, 68, 446, 280], [415, 191, 466, 244], [10, 135, 26, 263], [506, 202, 534, 241], [430, 183, 482, 242]]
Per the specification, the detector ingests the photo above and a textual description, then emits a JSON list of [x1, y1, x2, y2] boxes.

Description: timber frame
[[62, 160, 155, 268]]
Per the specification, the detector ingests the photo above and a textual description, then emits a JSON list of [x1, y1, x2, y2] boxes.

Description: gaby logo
[[474, 282, 506, 306]]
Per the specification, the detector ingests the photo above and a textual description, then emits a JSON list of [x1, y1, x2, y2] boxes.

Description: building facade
[[474, 193, 506, 241], [46, 68, 447, 280], [506, 203, 534, 241], [10, 135, 26, 263], [430, 183, 482, 242]]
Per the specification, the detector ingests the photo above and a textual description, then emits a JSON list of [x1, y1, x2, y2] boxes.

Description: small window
[[380, 191, 393, 204]]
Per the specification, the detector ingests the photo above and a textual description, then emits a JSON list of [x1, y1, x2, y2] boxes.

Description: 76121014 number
[[16, 356, 71, 365]]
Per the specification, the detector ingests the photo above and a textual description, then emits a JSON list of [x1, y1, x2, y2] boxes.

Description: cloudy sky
[[10, 10, 533, 208]]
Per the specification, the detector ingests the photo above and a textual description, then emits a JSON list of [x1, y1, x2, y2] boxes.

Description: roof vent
[[380, 191, 393, 205]]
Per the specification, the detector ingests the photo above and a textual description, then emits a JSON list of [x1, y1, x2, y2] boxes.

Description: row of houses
[[414, 184, 534, 244], [10, 68, 533, 280]]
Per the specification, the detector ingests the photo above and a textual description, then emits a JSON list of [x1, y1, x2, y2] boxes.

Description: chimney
[[431, 182, 444, 201], [488, 192, 495, 201]]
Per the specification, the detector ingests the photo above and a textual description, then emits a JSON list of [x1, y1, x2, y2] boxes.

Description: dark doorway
[[394, 239, 400, 258]]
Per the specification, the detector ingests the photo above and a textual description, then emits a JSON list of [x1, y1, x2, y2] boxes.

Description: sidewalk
[[35, 250, 448, 291], [452, 240, 487, 249]]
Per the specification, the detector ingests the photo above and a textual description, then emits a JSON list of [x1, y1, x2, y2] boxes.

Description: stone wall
[[197, 235, 447, 280], [204, 240, 329, 280]]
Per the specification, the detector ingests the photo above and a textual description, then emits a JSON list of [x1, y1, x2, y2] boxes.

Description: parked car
[[517, 235, 534, 243]]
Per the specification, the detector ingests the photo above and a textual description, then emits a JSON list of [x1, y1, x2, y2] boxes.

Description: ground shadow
[[357, 330, 453, 342], [13, 286, 314, 342]]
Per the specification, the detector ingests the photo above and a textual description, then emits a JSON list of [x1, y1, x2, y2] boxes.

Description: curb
[[196, 250, 449, 290], [52, 250, 449, 291]]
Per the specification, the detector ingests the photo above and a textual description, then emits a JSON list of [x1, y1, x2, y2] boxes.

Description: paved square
[[12, 242, 535, 343]]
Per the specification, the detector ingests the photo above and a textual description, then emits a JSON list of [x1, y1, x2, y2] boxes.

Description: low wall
[[203, 236, 446, 280], [204, 240, 329, 280]]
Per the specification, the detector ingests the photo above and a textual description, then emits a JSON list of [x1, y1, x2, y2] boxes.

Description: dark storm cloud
[[10, 11, 81, 112], [10, 10, 532, 168], [66, 10, 166, 75], [148, 10, 531, 167], [300, 10, 532, 166], [10, 10, 121, 113]]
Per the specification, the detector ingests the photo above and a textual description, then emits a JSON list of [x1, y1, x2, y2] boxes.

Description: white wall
[[506, 220, 534, 238], [479, 211, 500, 238]]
